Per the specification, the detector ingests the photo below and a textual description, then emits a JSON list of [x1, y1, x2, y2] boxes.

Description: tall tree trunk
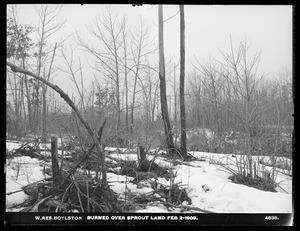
[[122, 29, 129, 133], [173, 64, 178, 128], [198, 80, 202, 126], [211, 78, 220, 133], [19, 75, 24, 123], [115, 62, 121, 129], [125, 65, 129, 133], [110, 24, 121, 130], [151, 83, 159, 123], [130, 73, 138, 134], [42, 68, 47, 143], [13, 73, 20, 137], [148, 75, 153, 124], [35, 23, 45, 134], [292, 69, 295, 161], [245, 98, 253, 177], [42, 42, 56, 142], [23, 64, 32, 125], [179, 5, 188, 159], [158, 5, 174, 153]]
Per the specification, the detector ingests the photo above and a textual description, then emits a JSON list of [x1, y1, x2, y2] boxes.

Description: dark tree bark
[[51, 136, 61, 185], [158, 5, 175, 154], [173, 64, 178, 128], [292, 69, 295, 161], [179, 5, 188, 160], [138, 145, 146, 162]]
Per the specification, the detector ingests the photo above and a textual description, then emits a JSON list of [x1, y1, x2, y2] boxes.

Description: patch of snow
[[6, 141, 22, 151], [110, 153, 138, 162], [135, 205, 170, 213], [151, 157, 173, 168], [105, 147, 128, 153], [172, 159, 292, 213], [6, 156, 46, 210], [38, 143, 51, 151]]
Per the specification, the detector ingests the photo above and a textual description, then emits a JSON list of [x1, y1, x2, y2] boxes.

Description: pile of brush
[[18, 172, 119, 213], [229, 173, 277, 192]]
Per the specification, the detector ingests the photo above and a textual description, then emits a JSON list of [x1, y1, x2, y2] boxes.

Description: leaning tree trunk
[[158, 5, 175, 154], [6, 60, 108, 188]]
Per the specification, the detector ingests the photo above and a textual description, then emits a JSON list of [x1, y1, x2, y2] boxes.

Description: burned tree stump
[[51, 136, 61, 185], [137, 145, 159, 172], [138, 145, 146, 163], [138, 145, 148, 171]]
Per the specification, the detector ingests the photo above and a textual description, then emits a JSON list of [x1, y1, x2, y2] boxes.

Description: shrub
[[229, 173, 276, 192], [187, 130, 210, 152]]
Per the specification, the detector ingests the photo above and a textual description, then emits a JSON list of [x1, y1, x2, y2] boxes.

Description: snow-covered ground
[[6, 141, 293, 213], [6, 156, 46, 211]]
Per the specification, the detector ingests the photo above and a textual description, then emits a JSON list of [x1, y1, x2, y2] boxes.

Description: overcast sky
[[9, 4, 293, 95]]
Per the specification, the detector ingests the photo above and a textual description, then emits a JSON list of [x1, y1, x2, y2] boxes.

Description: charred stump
[[138, 145, 146, 163], [137, 145, 149, 172], [51, 136, 61, 185], [137, 145, 159, 172]]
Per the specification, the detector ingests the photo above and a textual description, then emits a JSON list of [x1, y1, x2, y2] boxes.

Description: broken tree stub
[[51, 136, 61, 185], [137, 145, 159, 172]]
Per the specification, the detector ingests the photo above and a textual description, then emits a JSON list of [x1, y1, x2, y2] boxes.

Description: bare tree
[[77, 6, 125, 130], [292, 66, 295, 163], [179, 5, 188, 159], [127, 17, 155, 134], [6, 61, 110, 190], [172, 62, 179, 127], [7, 5, 36, 138], [34, 4, 65, 141], [121, 18, 130, 132], [187, 70, 204, 127], [141, 61, 160, 123], [192, 58, 225, 136], [58, 45, 91, 146], [216, 36, 267, 177]]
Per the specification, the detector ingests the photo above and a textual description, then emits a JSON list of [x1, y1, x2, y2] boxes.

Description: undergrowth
[[228, 173, 277, 192]]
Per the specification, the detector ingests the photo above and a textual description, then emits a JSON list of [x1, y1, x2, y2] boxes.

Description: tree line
[[6, 4, 293, 162]]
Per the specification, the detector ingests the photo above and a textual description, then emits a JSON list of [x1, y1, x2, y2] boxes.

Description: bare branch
[[6, 60, 108, 186], [163, 10, 180, 23]]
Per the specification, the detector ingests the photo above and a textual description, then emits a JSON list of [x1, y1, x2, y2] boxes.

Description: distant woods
[[6, 5, 293, 158]]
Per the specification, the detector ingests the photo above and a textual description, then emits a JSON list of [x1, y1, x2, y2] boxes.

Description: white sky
[[8, 4, 293, 96]]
